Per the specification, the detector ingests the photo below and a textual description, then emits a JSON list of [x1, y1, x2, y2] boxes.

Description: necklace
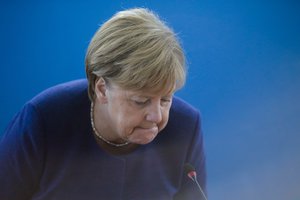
[[90, 102, 130, 147]]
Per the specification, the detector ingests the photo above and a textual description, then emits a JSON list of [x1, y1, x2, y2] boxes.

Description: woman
[[0, 8, 206, 200]]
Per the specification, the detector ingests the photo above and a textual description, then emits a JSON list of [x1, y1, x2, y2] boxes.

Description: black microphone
[[184, 163, 208, 200]]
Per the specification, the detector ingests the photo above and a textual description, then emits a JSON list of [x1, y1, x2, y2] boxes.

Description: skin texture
[[93, 78, 173, 145]]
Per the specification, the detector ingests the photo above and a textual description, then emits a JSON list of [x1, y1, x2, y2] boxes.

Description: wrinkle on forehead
[[109, 81, 176, 98]]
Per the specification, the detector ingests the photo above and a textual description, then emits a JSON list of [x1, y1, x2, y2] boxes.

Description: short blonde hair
[[85, 8, 186, 101]]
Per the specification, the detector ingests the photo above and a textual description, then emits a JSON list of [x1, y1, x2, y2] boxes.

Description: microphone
[[184, 163, 208, 200]]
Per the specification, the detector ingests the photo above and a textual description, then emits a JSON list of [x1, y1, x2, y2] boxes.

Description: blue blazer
[[0, 79, 206, 200]]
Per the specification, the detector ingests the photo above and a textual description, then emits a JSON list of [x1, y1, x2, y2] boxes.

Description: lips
[[129, 126, 159, 144], [137, 126, 158, 132], [138, 123, 158, 129]]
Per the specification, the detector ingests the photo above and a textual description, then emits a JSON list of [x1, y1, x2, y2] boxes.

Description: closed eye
[[161, 98, 172, 106], [134, 99, 150, 106]]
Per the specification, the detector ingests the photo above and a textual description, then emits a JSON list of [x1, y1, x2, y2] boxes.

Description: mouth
[[137, 126, 158, 132], [138, 122, 158, 129], [129, 126, 159, 144]]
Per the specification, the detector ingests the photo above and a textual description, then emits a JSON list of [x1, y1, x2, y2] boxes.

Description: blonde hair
[[85, 8, 186, 101]]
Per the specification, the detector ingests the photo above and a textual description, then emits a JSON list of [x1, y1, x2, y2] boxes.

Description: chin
[[129, 135, 156, 145], [137, 138, 155, 145]]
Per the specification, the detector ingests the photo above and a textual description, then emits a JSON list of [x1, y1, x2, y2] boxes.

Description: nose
[[145, 102, 162, 123]]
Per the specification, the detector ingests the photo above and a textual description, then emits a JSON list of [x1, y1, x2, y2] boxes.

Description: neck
[[90, 101, 130, 147]]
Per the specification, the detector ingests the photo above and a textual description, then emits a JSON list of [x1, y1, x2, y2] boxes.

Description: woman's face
[[94, 79, 173, 145]]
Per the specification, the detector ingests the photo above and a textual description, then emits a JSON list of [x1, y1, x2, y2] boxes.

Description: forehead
[[109, 83, 175, 97]]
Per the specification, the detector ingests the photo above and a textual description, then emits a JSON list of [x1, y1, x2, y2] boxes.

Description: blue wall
[[1, 1, 300, 199]]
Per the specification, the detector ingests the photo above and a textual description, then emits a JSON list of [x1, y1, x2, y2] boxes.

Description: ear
[[95, 78, 108, 104]]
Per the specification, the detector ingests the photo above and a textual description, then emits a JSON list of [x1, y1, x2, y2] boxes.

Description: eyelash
[[134, 100, 149, 106], [134, 99, 171, 106]]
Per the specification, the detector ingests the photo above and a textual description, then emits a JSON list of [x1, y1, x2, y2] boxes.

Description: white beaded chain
[[90, 102, 130, 147]]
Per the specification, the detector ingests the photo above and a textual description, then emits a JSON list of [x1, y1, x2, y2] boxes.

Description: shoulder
[[26, 79, 90, 125], [30, 79, 88, 105], [161, 96, 201, 141], [29, 79, 89, 112], [170, 96, 200, 123]]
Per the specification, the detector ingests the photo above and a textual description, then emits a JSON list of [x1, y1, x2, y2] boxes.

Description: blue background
[[1, 0, 300, 199]]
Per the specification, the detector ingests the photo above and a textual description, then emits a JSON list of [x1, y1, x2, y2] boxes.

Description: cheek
[[117, 111, 144, 135], [158, 109, 171, 130]]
